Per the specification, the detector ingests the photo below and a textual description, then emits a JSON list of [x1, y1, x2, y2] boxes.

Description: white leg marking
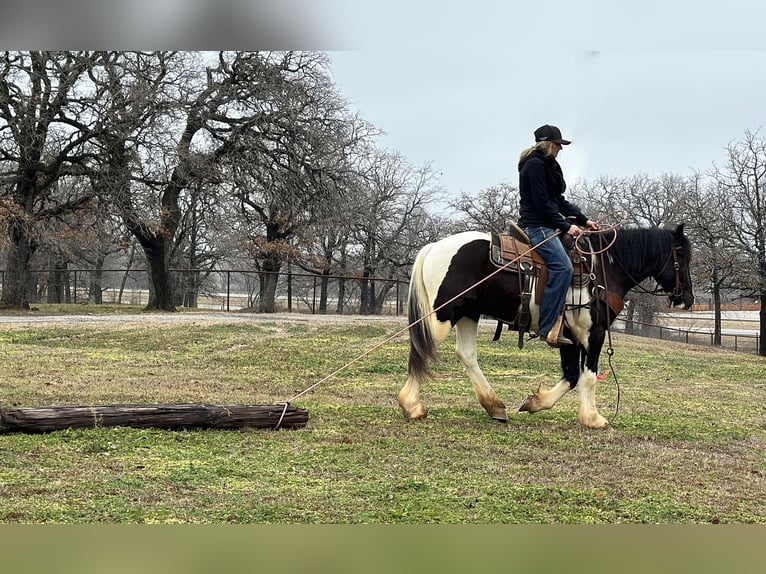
[[577, 368, 609, 428], [534, 379, 572, 410]]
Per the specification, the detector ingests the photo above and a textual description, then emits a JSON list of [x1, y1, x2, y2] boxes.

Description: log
[[0, 403, 308, 434]]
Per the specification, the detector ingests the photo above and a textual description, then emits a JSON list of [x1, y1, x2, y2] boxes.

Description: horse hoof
[[486, 404, 508, 423], [579, 415, 610, 429], [518, 394, 539, 413], [400, 406, 428, 421]]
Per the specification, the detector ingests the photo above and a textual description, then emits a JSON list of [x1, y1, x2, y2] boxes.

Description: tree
[[0, 51, 104, 308], [90, 51, 222, 311], [449, 181, 519, 233], [350, 150, 443, 314], [683, 171, 747, 345], [228, 52, 373, 312], [710, 130, 766, 355]]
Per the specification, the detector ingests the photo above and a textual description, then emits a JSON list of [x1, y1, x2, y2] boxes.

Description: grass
[[0, 307, 764, 523]]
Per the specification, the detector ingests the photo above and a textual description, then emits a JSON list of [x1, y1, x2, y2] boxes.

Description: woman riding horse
[[518, 124, 599, 347]]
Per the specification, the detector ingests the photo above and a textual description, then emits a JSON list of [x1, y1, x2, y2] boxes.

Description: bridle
[[610, 240, 687, 301]]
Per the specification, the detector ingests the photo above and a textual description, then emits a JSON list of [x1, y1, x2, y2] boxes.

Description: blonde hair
[[519, 141, 557, 163]]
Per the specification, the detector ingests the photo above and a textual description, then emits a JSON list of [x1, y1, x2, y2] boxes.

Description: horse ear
[[674, 223, 685, 238]]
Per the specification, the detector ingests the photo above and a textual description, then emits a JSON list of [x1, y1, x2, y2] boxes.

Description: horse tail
[[407, 243, 438, 379]]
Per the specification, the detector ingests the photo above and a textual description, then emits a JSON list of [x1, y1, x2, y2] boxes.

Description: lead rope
[[600, 245, 621, 421], [278, 231, 565, 415], [580, 230, 621, 421]]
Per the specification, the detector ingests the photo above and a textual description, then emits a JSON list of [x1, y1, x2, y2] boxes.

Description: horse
[[398, 224, 695, 429]]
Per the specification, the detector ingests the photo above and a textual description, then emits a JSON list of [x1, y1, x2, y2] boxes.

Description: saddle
[[489, 223, 592, 347]]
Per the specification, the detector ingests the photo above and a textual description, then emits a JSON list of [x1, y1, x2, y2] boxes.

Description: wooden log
[[0, 403, 308, 434]]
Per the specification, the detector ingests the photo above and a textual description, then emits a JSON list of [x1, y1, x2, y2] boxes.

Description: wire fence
[[0, 268, 409, 316], [613, 318, 761, 355], [1, 267, 762, 354]]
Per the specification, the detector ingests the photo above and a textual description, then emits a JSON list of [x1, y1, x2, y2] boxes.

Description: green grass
[[0, 307, 764, 523]]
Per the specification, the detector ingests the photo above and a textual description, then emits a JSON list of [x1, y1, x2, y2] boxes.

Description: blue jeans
[[523, 226, 573, 337]]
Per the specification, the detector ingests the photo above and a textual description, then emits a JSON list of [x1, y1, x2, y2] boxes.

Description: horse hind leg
[[398, 316, 452, 420], [455, 317, 508, 422]]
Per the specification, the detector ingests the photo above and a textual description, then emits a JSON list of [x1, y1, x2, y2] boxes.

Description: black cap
[[534, 124, 571, 145]]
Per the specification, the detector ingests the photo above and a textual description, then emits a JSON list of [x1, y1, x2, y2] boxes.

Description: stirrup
[[545, 313, 572, 347], [545, 333, 573, 348]]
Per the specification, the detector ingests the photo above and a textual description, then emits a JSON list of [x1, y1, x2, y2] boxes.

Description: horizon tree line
[[1, 52, 765, 353]]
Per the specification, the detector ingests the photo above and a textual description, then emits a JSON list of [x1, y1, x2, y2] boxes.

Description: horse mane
[[593, 226, 679, 277]]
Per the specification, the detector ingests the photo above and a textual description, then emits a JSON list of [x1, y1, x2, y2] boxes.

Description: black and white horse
[[399, 225, 695, 429]]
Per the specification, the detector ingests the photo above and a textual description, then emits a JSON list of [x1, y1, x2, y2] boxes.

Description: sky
[[328, 50, 766, 198], [4, 0, 766, 203], [317, 1, 766, 201]]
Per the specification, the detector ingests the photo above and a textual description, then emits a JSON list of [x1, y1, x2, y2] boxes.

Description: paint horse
[[399, 225, 694, 428]]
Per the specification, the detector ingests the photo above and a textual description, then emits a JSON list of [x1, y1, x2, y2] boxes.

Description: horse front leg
[[518, 344, 578, 414], [576, 328, 609, 429], [455, 317, 508, 422]]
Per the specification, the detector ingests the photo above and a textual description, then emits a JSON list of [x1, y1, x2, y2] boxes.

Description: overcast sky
[[318, 1, 766, 201], [5, 0, 765, 204], [329, 50, 766, 198]]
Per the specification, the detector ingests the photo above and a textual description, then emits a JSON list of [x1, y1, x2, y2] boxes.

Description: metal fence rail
[[613, 318, 761, 355], [2, 267, 762, 353], [0, 268, 409, 316]]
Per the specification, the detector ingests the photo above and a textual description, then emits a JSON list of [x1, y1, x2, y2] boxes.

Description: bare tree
[[0, 51, 104, 308], [351, 150, 443, 314], [229, 52, 373, 312], [684, 171, 748, 344], [710, 129, 766, 355], [449, 181, 519, 233]]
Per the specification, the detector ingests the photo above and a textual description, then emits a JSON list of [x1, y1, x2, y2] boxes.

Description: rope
[[284, 231, 565, 404], [588, 230, 622, 421], [272, 401, 289, 431]]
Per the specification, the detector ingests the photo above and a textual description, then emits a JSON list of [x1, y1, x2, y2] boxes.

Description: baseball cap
[[534, 124, 571, 145]]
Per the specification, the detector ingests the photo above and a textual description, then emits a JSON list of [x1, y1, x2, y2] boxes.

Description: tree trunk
[[319, 271, 330, 314], [1, 224, 35, 309], [47, 261, 66, 304], [712, 270, 721, 346], [359, 268, 373, 315], [89, 256, 105, 304], [759, 292, 766, 357], [373, 281, 393, 314], [624, 300, 635, 334], [181, 269, 199, 308], [337, 277, 346, 314], [144, 239, 176, 311], [0, 403, 308, 433], [336, 254, 348, 315], [258, 256, 282, 313]]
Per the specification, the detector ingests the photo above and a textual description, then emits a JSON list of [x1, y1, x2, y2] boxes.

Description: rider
[[517, 124, 599, 347]]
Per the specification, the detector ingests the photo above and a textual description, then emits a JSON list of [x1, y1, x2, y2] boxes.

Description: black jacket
[[517, 149, 587, 233]]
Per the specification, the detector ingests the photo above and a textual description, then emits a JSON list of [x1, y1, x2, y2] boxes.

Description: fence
[[613, 318, 761, 355], [2, 267, 762, 353], [0, 268, 409, 316]]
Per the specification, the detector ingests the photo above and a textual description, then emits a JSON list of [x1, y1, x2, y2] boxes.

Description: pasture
[[0, 307, 763, 523]]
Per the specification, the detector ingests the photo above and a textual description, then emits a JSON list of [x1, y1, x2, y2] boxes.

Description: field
[[0, 306, 764, 524]]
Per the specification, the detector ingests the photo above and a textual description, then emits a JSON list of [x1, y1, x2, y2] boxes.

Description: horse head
[[655, 224, 695, 309]]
